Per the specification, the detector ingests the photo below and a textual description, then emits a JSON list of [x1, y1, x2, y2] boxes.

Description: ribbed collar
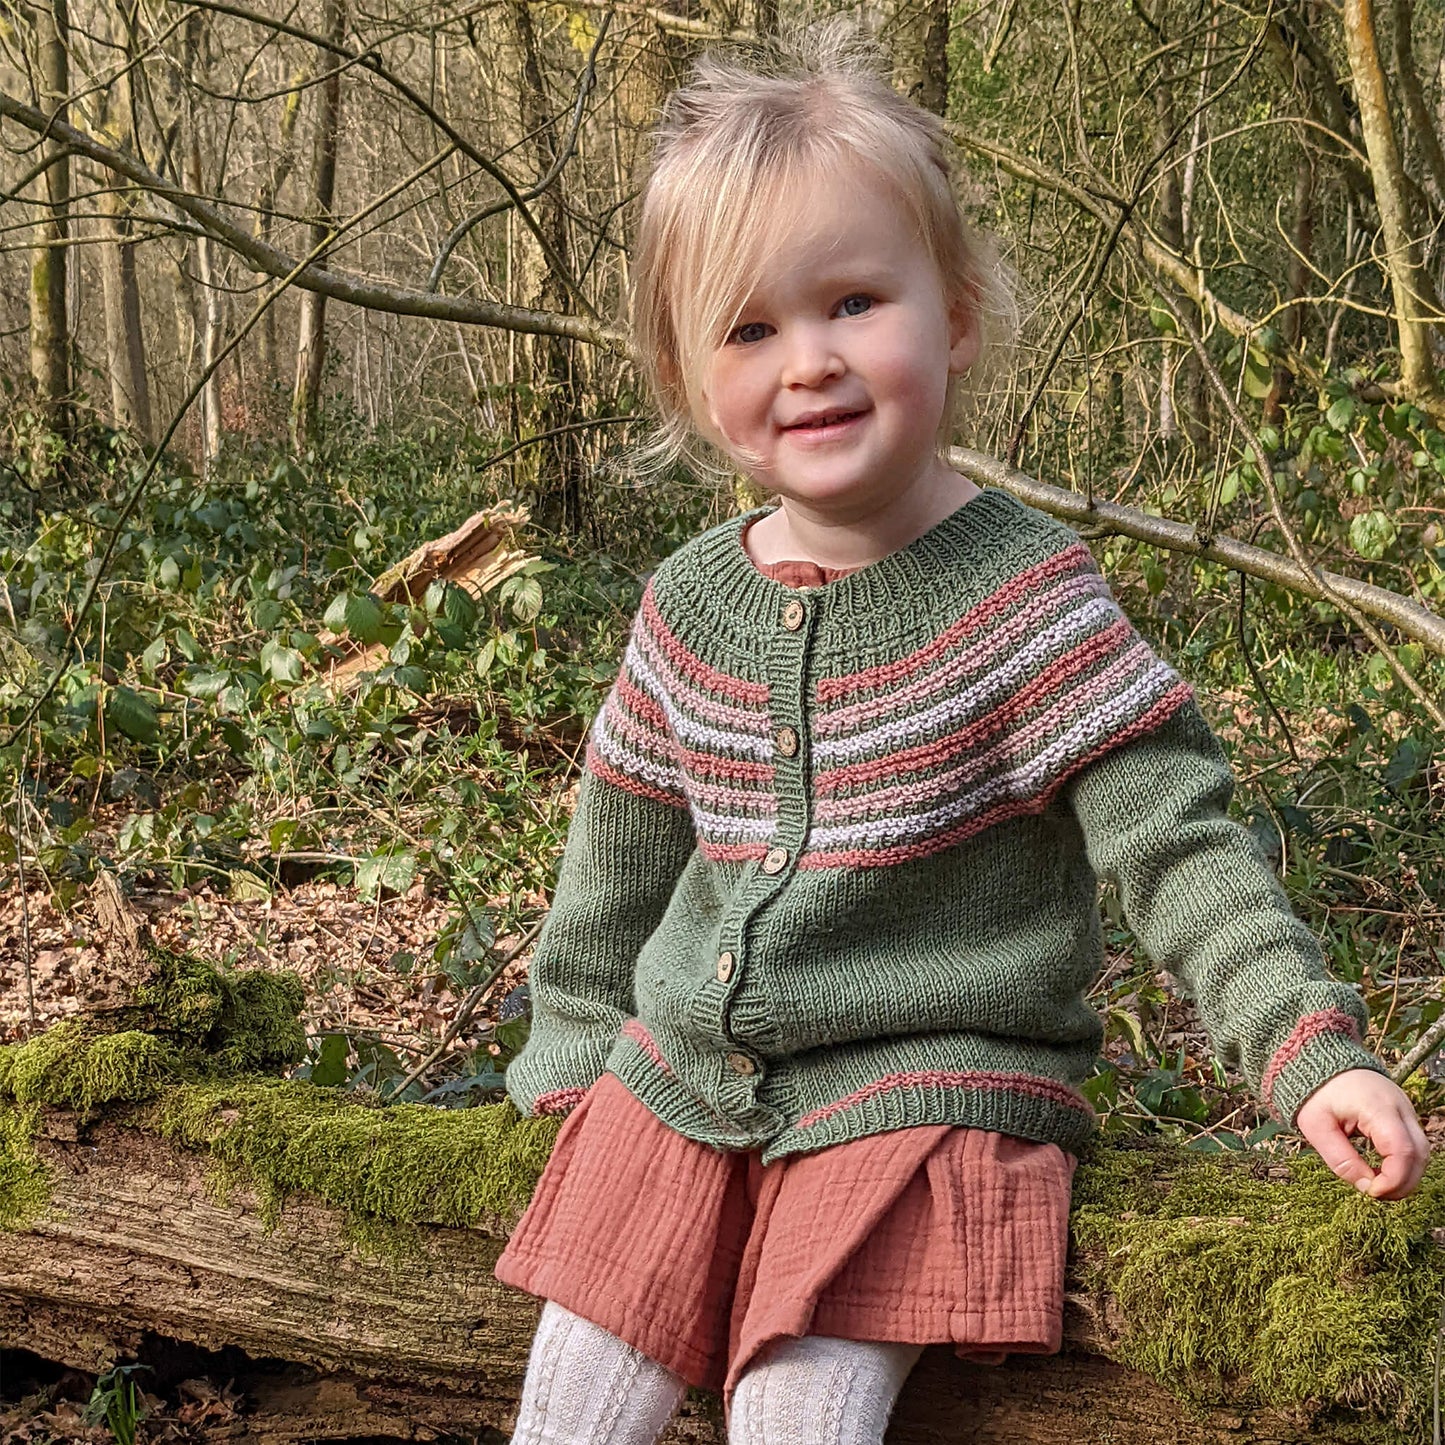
[[666, 487, 1055, 656]]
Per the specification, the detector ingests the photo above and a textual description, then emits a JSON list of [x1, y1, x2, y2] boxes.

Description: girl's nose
[[780, 324, 844, 388]]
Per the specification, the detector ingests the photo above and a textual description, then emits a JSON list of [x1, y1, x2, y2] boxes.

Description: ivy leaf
[[356, 848, 417, 899], [309, 1033, 350, 1087], [1326, 395, 1356, 432], [105, 687, 160, 744], [1348, 509, 1396, 561]]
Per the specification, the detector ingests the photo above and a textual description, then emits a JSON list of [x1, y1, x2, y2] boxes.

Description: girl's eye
[[729, 321, 771, 345], [839, 294, 873, 317]]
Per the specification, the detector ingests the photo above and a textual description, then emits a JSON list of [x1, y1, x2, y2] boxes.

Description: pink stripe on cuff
[[1260, 1007, 1363, 1113]]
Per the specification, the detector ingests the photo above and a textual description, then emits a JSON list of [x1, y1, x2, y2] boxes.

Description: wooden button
[[781, 599, 805, 630], [774, 726, 799, 758], [761, 846, 789, 875], [716, 951, 736, 982], [726, 1051, 757, 1076]]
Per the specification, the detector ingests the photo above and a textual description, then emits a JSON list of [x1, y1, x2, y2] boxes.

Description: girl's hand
[[1293, 1068, 1431, 1200]]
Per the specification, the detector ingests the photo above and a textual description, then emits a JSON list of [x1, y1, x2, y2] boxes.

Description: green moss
[[153, 1078, 561, 1240], [127, 946, 307, 1071], [0, 949, 307, 1113], [1071, 1137, 1445, 1440], [0, 1023, 188, 1110], [0, 1104, 50, 1230]]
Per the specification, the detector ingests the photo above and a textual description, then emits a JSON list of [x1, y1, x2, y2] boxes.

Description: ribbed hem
[[606, 1027, 1097, 1161]]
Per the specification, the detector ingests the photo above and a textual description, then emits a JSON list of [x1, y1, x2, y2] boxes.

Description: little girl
[[495, 18, 1429, 1444]]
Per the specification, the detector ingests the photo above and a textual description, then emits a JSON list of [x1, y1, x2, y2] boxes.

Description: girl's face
[[698, 163, 978, 520]]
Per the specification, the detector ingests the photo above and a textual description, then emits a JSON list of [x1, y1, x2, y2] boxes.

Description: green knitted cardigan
[[505, 488, 1387, 1161]]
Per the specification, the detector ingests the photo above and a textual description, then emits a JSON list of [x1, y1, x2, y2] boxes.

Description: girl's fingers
[[1362, 1110, 1432, 1200], [1300, 1113, 1374, 1190]]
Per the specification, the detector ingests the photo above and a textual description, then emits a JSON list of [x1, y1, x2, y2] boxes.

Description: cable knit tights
[[510, 1303, 686, 1444], [728, 1334, 924, 1443], [510, 1302, 922, 1445]]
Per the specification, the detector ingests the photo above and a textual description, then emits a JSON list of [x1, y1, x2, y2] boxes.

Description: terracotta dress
[[495, 552, 1077, 1418]]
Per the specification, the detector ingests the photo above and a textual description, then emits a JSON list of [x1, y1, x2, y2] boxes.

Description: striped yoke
[[505, 488, 1388, 1159]]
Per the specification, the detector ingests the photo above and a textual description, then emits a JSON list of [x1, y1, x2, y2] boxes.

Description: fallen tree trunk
[[3, 1099, 1440, 1444]]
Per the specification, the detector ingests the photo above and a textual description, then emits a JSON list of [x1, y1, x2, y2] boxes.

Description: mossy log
[[2, 944, 1441, 1443], [2, 1094, 1441, 1445]]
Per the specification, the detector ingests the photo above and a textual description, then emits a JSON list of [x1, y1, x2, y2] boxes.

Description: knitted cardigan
[[505, 488, 1387, 1161]]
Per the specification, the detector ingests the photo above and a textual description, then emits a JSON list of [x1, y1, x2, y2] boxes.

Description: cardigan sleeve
[[1063, 697, 1389, 1127], [504, 613, 697, 1118]]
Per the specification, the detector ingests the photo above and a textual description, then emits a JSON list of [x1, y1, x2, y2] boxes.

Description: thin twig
[[391, 918, 544, 1100], [1392, 1004, 1445, 1087], [1136, 272, 1445, 732]]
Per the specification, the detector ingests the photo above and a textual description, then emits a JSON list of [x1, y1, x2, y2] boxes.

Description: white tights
[[510, 1301, 921, 1444]]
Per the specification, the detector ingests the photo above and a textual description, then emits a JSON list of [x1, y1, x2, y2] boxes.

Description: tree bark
[[888, 0, 949, 118], [0, 1112, 1410, 1445], [1342, 0, 1442, 408], [27, 0, 71, 455], [95, 20, 153, 448], [255, 77, 307, 386], [510, 0, 591, 536], [291, 0, 346, 449], [1390, 0, 1445, 210]]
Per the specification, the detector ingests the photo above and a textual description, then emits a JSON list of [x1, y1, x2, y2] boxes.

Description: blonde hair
[[626, 13, 1016, 489]]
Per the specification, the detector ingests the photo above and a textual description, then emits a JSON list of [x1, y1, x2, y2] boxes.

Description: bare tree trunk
[[189, 138, 224, 473], [1343, 0, 1442, 408], [256, 77, 306, 386], [28, 0, 71, 458], [96, 21, 152, 447], [98, 192, 153, 446], [888, 0, 949, 117], [291, 0, 345, 450], [1265, 157, 1315, 425], [511, 0, 589, 535], [1390, 0, 1445, 210]]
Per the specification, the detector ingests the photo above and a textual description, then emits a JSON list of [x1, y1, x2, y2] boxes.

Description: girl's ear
[[947, 290, 982, 376]]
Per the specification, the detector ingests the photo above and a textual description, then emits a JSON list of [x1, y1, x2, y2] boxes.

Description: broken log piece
[[2, 1083, 1442, 1444], [316, 502, 534, 689]]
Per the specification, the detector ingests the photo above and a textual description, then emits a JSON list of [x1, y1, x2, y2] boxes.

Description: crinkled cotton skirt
[[495, 1071, 1076, 1413]]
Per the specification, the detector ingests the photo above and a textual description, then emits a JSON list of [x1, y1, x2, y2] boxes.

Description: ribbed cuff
[[1261, 1008, 1392, 1127], [504, 1031, 616, 1118]]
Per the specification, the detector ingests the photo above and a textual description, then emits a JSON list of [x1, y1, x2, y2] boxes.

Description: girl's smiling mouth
[[782, 407, 870, 440]]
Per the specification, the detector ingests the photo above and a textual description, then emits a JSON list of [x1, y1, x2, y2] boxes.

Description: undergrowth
[[1, 396, 1443, 1136]]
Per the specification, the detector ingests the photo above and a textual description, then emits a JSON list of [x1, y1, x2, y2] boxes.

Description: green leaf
[[310, 1033, 350, 1087], [442, 583, 478, 631], [323, 592, 351, 631], [158, 554, 181, 588], [182, 669, 230, 701], [173, 627, 202, 663], [1326, 395, 1355, 432], [1348, 509, 1396, 561], [105, 687, 160, 744], [356, 848, 417, 899], [140, 636, 168, 675], [346, 593, 385, 643], [264, 643, 303, 684]]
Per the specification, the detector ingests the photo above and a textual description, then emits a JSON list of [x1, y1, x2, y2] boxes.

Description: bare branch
[[948, 447, 1445, 662], [0, 86, 627, 348]]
